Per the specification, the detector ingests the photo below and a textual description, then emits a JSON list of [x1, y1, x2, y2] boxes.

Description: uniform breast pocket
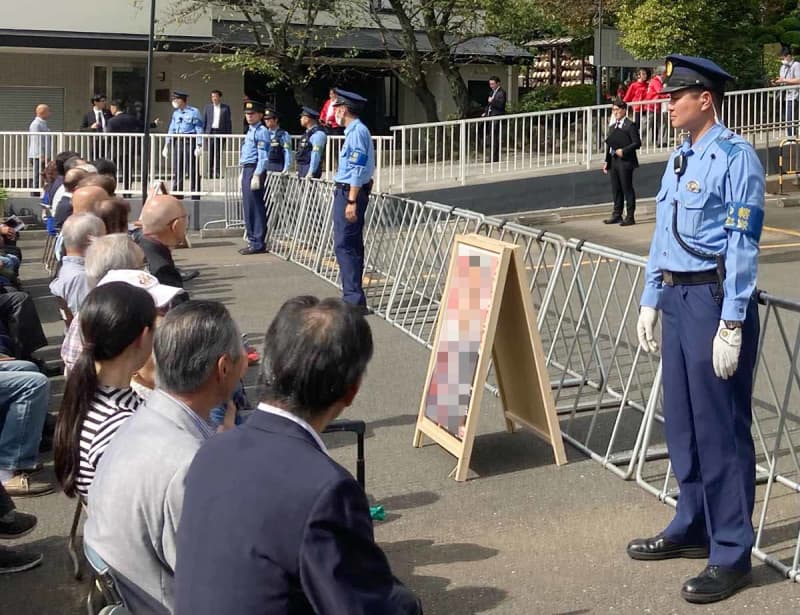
[[677, 192, 705, 238]]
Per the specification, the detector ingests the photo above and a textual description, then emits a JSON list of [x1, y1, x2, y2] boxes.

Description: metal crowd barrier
[[256, 172, 798, 582], [635, 291, 800, 582]]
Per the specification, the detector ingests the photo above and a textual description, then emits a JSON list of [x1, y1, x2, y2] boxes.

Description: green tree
[[615, 0, 763, 87]]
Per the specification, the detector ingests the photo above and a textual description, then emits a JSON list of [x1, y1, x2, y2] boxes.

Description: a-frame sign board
[[413, 234, 566, 481]]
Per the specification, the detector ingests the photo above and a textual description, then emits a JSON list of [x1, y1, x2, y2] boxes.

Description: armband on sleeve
[[723, 202, 764, 241]]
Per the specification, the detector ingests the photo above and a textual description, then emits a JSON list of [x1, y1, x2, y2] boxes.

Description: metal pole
[[141, 0, 157, 204], [595, 0, 603, 106]]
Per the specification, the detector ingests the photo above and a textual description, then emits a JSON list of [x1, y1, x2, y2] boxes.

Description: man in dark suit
[[175, 295, 422, 615], [603, 98, 641, 226], [105, 100, 143, 192], [202, 90, 232, 178], [482, 76, 507, 162], [80, 94, 113, 160]]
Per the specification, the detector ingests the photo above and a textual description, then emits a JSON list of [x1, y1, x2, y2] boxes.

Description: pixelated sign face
[[424, 244, 500, 439]]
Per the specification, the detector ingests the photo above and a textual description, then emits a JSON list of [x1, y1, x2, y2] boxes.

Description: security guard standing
[[162, 91, 203, 197], [630, 55, 764, 604], [238, 99, 270, 255], [296, 107, 327, 179], [331, 89, 375, 311], [263, 109, 292, 173]]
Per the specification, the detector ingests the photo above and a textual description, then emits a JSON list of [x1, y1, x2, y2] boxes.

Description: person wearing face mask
[[631, 55, 765, 605], [162, 91, 204, 198], [602, 98, 640, 226], [772, 47, 800, 136], [331, 89, 375, 313]]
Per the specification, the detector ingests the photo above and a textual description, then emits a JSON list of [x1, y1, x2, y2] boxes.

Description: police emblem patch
[[686, 180, 701, 193]]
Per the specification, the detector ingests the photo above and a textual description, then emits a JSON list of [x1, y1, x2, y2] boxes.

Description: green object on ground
[[369, 505, 385, 521]]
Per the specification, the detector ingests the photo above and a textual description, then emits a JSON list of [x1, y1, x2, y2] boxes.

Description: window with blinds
[[0, 86, 65, 131]]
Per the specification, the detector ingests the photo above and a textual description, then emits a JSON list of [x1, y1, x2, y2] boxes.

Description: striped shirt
[[77, 386, 143, 499]]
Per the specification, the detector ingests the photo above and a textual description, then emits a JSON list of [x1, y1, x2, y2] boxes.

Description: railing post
[[459, 120, 466, 186], [585, 107, 593, 169], [376, 138, 382, 194], [400, 128, 406, 192]]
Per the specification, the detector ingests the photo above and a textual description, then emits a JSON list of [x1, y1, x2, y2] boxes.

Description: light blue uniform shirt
[[240, 123, 270, 175], [641, 122, 765, 321], [166, 105, 203, 145], [268, 128, 292, 172], [308, 129, 327, 175], [334, 118, 375, 187]]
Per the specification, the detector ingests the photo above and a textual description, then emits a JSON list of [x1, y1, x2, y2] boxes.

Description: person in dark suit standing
[[175, 295, 423, 615], [80, 94, 113, 160], [202, 90, 232, 178], [603, 98, 641, 226], [482, 76, 507, 162], [105, 100, 143, 192]]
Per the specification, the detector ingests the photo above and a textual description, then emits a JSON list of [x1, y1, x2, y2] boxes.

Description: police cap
[[263, 108, 279, 120], [243, 99, 265, 113], [300, 106, 320, 118], [662, 55, 733, 95], [332, 88, 367, 111], [171, 91, 189, 101]]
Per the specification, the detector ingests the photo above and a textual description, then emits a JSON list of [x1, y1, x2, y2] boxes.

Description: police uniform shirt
[[333, 118, 375, 187], [167, 105, 204, 143], [641, 122, 765, 321], [267, 127, 292, 171], [240, 123, 270, 175], [302, 127, 327, 175]]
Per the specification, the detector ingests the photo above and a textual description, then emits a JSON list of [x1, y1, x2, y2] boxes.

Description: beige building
[[0, 1, 528, 133]]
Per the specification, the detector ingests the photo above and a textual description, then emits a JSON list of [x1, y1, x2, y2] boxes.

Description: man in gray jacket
[[85, 300, 245, 613]]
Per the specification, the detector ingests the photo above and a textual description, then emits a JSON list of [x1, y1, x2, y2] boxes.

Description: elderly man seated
[[175, 296, 422, 615], [96, 197, 130, 234], [49, 213, 105, 314], [85, 300, 245, 613], [137, 195, 189, 290], [53, 167, 89, 229]]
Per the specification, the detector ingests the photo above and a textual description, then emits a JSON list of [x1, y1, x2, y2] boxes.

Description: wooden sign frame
[[413, 234, 566, 481]]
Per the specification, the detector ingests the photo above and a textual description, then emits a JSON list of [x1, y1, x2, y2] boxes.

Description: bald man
[[78, 172, 116, 196], [71, 186, 108, 215], [28, 104, 51, 194], [136, 195, 188, 290], [54, 168, 90, 228]]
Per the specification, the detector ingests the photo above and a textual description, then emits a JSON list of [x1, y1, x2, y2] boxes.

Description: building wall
[[0, 50, 243, 133]]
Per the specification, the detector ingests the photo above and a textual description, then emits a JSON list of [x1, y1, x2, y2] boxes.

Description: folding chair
[[323, 419, 366, 488], [67, 498, 86, 580], [84, 543, 130, 615]]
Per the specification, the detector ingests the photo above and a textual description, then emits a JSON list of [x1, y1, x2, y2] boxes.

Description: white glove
[[280, 169, 288, 176], [194, 146, 202, 158], [712, 321, 742, 380], [161, 145, 169, 158], [636, 306, 660, 353], [250, 174, 261, 191]]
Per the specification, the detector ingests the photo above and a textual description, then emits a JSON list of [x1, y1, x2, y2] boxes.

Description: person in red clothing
[[319, 88, 342, 135], [623, 68, 651, 135], [645, 66, 670, 146]]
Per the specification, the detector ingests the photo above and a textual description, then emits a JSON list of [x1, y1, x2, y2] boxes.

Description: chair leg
[[68, 499, 84, 581]]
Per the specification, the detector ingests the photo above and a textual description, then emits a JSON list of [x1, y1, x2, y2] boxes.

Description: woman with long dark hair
[[54, 281, 156, 500]]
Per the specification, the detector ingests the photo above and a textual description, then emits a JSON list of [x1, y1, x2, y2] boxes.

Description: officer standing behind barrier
[[263, 109, 292, 174], [162, 91, 203, 198], [631, 55, 765, 605], [238, 99, 270, 255], [331, 89, 375, 312], [296, 107, 327, 179]]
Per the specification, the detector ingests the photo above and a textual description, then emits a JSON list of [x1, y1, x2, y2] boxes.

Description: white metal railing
[[0, 131, 394, 197], [390, 84, 800, 190]]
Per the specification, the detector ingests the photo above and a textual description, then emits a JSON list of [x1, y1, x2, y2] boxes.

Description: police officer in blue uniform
[[263, 109, 292, 173], [238, 99, 270, 255], [331, 89, 375, 312], [629, 56, 765, 604], [162, 91, 203, 197], [296, 107, 327, 179]]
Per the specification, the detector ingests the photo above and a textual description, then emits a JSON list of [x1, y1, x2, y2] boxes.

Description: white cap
[[97, 269, 184, 308]]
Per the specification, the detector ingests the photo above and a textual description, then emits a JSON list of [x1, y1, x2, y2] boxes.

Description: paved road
[[1, 233, 797, 614]]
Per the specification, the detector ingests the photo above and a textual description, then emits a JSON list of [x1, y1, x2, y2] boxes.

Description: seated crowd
[[0, 150, 422, 614]]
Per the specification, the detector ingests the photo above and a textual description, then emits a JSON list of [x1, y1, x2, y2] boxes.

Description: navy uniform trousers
[[661, 282, 759, 571], [333, 181, 371, 306], [241, 165, 267, 251], [297, 163, 322, 179]]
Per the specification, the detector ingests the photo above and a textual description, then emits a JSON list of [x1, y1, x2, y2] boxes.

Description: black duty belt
[[242, 163, 256, 168], [662, 269, 718, 287], [335, 180, 374, 191]]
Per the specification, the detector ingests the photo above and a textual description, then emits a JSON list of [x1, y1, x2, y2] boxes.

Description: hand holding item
[[636, 306, 660, 353], [615, 148, 624, 158], [250, 174, 261, 191], [161, 145, 169, 158], [194, 146, 202, 158], [712, 321, 742, 380]]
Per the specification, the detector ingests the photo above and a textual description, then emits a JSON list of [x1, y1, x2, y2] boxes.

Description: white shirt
[[212, 104, 221, 129], [257, 402, 328, 455], [94, 108, 105, 129], [781, 61, 800, 101]]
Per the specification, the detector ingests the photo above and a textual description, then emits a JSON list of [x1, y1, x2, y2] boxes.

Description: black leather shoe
[[238, 246, 267, 255], [620, 218, 636, 226], [681, 565, 751, 604], [179, 269, 200, 283], [627, 533, 709, 561], [603, 216, 623, 224]]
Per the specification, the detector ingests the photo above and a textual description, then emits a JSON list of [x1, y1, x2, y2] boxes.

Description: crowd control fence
[[237, 172, 798, 582]]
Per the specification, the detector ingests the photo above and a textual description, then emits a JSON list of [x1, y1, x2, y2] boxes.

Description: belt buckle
[[662, 271, 674, 286]]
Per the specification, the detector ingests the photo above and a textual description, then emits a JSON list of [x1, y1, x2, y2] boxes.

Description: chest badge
[[686, 180, 701, 193]]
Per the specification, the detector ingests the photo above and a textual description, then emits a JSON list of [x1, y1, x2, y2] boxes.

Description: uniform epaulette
[[714, 131, 742, 157]]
